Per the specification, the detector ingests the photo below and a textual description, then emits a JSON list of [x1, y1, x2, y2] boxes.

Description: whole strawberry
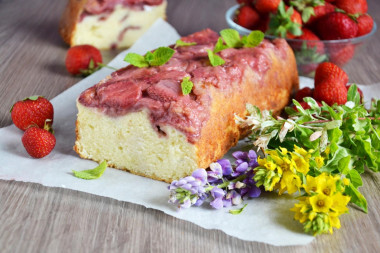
[[314, 62, 349, 86], [317, 12, 358, 40], [329, 44, 355, 67], [305, 2, 335, 26], [65, 45, 103, 76], [314, 80, 348, 106], [295, 28, 324, 54], [11, 96, 54, 131], [357, 14, 374, 37], [22, 127, 56, 158], [313, 63, 348, 105], [254, 0, 281, 13], [335, 0, 368, 15], [236, 5, 260, 29]]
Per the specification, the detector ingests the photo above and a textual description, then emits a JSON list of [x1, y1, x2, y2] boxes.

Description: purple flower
[[210, 197, 224, 209], [211, 187, 225, 199], [217, 159, 233, 176], [207, 163, 223, 183], [192, 169, 207, 184]]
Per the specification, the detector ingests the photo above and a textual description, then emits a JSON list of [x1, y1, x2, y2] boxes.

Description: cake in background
[[59, 0, 167, 49]]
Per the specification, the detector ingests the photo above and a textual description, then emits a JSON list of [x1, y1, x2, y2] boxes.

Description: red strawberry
[[329, 44, 355, 67], [235, 5, 260, 29], [254, 0, 281, 14], [295, 28, 324, 54], [11, 96, 54, 131], [306, 2, 335, 26], [335, 0, 368, 15], [313, 79, 348, 106], [287, 7, 303, 38], [357, 14, 374, 37], [316, 12, 358, 40], [22, 127, 56, 158], [65, 45, 103, 76], [314, 62, 349, 86], [294, 87, 314, 102]]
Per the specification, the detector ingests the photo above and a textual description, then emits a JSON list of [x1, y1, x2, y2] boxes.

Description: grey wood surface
[[1, 0, 380, 252]]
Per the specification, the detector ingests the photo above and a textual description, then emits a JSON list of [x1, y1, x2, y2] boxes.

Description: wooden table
[[1, 0, 380, 252]]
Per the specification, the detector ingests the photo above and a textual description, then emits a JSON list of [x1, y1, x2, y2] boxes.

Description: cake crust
[[59, 0, 87, 45]]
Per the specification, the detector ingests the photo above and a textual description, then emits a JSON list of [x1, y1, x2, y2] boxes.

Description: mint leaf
[[229, 204, 248, 215], [124, 53, 149, 68], [147, 47, 175, 66], [214, 37, 228, 53], [242, 31, 264, 48], [72, 160, 107, 180], [345, 184, 368, 213], [207, 50, 225, 66], [175, 39, 197, 47], [181, 76, 193, 95], [220, 29, 243, 48]]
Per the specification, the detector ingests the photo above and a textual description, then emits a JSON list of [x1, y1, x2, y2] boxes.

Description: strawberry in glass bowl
[[226, 0, 376, 77]]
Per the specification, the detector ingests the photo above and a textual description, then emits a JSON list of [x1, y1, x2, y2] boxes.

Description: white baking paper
[[1, 19, 379, 246]]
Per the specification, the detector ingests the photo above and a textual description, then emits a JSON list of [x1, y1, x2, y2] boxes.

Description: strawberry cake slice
[[59, 0, 167, 49], [74, 29, 299, 182]]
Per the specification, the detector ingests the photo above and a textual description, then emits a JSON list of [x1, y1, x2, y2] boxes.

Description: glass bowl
[[226, 4, 377, 77]]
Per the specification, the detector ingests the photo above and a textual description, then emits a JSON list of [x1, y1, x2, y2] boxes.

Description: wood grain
[[0, 0, 380, 252]]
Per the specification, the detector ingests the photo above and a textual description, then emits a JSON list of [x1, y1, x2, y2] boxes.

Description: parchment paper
[[1, 19, 379, 246]]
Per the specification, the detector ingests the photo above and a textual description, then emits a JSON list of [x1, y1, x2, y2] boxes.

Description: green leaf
[[229, 204, 248, 215], [344, 184, 368, 213], [347, 84, 361, 105], [124, 53, 149, 68], [243, 31, 265, 48], [220, 29, 243, 48], [207, 50, 225, 66], [214, 37, 228, 53], [348, 169, 363, 187], [147, 47, 175, 66], [338, 155, 351, 175], [175, 39, 196, 47], [181, 76, 193, 95], [325, 120, 342, 130], [72, 160, 107, 180]]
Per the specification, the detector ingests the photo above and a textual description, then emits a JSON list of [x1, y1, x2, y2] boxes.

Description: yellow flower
[[291, 153, 310, 175], [343, 178, 350, 186], [315, 156, 324, 168], [294, 145, 311, 160], [279, 147, 288, 155], [328, 213, 341, 234], [324, 146, 331, 155], [279, 171, 301, 195], [319, 176, 337, 197], [304, 175, 321, 194], [258, 158, 277, 172], [331, 192, 350, 214], [290, 197, 310, 223], [310, 193, 333, 213], [267, 175, 281, 191]]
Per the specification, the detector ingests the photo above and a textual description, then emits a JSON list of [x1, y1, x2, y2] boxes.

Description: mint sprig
[[181, 76, 194, 95], [208, 29, 265, 67], [124, 47, 175, 68], [72, 160, 107, 180]]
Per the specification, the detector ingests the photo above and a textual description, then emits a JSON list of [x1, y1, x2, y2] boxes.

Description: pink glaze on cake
[[84, 0, 163, 15], [78, 29, 289, 143]]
